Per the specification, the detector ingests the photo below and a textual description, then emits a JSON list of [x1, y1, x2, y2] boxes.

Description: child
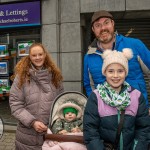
[[83, 48, 150, 150], [42, 99, 86, 150], [51, 99, 83, 134]]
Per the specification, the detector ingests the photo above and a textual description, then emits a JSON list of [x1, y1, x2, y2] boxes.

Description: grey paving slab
[[0, 97, 17, 149], [0, 132, 15, 150]]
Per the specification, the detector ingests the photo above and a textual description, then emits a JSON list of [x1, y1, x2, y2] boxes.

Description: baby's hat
[[63, 107, 78, 116], [57, 99, 82, 119], [102, 48, 133, 76]]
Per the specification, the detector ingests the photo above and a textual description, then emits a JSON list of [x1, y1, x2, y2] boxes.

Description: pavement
[[0, 97, 17, 150], [0, 131, 16, 150]]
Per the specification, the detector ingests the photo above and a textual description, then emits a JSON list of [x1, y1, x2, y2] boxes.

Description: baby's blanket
[[42, 129, 87, 150]]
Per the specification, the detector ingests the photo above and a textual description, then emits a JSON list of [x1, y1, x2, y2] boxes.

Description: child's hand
[[71, 127, 81, 133], [58, 130, 68, 135]]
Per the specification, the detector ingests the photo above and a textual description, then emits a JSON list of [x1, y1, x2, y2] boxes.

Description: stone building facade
[[1, 0, 150, 94]]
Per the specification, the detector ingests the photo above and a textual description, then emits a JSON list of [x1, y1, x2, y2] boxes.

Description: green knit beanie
[[63, 107, 78, 116]]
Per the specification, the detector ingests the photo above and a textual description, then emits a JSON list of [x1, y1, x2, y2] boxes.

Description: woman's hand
[[32, 121, 47, 133]]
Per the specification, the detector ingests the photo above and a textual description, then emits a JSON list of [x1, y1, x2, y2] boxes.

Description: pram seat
[[44, 91, 87, 144]]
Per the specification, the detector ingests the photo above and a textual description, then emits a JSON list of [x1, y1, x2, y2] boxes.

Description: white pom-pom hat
[[102, 48, 133, 76]]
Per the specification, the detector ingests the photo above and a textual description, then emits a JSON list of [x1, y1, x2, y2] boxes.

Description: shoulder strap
[[114, 110, 125, 149], [94, 90, 125, 149], [93, 89, 125, 149], [137, 56, 150, 89], [138, 55, 150, 76]]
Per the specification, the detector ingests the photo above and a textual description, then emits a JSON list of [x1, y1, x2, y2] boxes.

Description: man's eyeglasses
[[93, 19, 112, 29]]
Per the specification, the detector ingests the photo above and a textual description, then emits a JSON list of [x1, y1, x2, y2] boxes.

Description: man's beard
[[97, 29, 114, 44]]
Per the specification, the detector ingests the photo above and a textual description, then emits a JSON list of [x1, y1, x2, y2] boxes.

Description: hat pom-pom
[[102, 49, 113, 59], [122, 48, 133, 60]]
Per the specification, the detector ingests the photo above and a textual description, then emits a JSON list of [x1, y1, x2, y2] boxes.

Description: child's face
[[105, 63, 126, 92], [64, 112, 77, 122]]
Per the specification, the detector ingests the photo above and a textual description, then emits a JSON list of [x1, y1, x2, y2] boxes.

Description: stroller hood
[[49, 91, 87, 127]]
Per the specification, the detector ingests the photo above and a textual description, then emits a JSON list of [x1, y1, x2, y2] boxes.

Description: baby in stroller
[[51, 99, 83, 135], [42, 91, 87, 150]]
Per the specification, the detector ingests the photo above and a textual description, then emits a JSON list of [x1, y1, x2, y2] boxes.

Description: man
[[83, 10, 150, 110]]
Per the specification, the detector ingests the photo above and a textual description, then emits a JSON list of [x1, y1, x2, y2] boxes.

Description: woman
[[9, 43, 64, 150], [83, 48, 150, 150]]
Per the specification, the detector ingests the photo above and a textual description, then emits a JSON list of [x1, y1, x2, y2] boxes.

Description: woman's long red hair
[[11, 43, 63, 88]]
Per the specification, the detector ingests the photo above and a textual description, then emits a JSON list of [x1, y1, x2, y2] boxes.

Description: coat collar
[[87, 33, 123, 55]]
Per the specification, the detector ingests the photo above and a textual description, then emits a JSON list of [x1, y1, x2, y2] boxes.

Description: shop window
[[0, 27, 41, 98]]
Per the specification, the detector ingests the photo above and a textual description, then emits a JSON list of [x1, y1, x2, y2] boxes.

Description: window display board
[[0, 60, 9, 76], [17, 41, 34, 57], [0, 34, 10, 97], [0, 45, 8, 57], [0, 77, 10, 94], [0, 61, 10, 96], [0, 34, 9, 45], [0, 28, 40, 97]]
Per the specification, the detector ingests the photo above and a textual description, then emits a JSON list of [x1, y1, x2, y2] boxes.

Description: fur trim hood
[[57, 99, 82, 119]]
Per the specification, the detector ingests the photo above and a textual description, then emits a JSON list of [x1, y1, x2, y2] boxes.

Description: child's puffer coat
[[83, 87, 150, 150]]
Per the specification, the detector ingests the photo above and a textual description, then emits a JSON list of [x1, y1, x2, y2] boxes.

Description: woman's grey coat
[[9, 69, 64, 150]]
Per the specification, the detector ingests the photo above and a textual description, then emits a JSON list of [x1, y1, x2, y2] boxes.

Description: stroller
[[42, 91, 87, 150]]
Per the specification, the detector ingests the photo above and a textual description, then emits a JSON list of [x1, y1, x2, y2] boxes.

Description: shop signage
[[0, 0, 41, 28]]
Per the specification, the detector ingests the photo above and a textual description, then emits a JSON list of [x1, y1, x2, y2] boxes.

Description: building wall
[[42, 0, 82, 92], [1, 0, 150, 93], [41, 0, 150, 93]]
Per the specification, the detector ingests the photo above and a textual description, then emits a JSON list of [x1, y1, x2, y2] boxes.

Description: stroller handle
[[44, 134, 84, 144]]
